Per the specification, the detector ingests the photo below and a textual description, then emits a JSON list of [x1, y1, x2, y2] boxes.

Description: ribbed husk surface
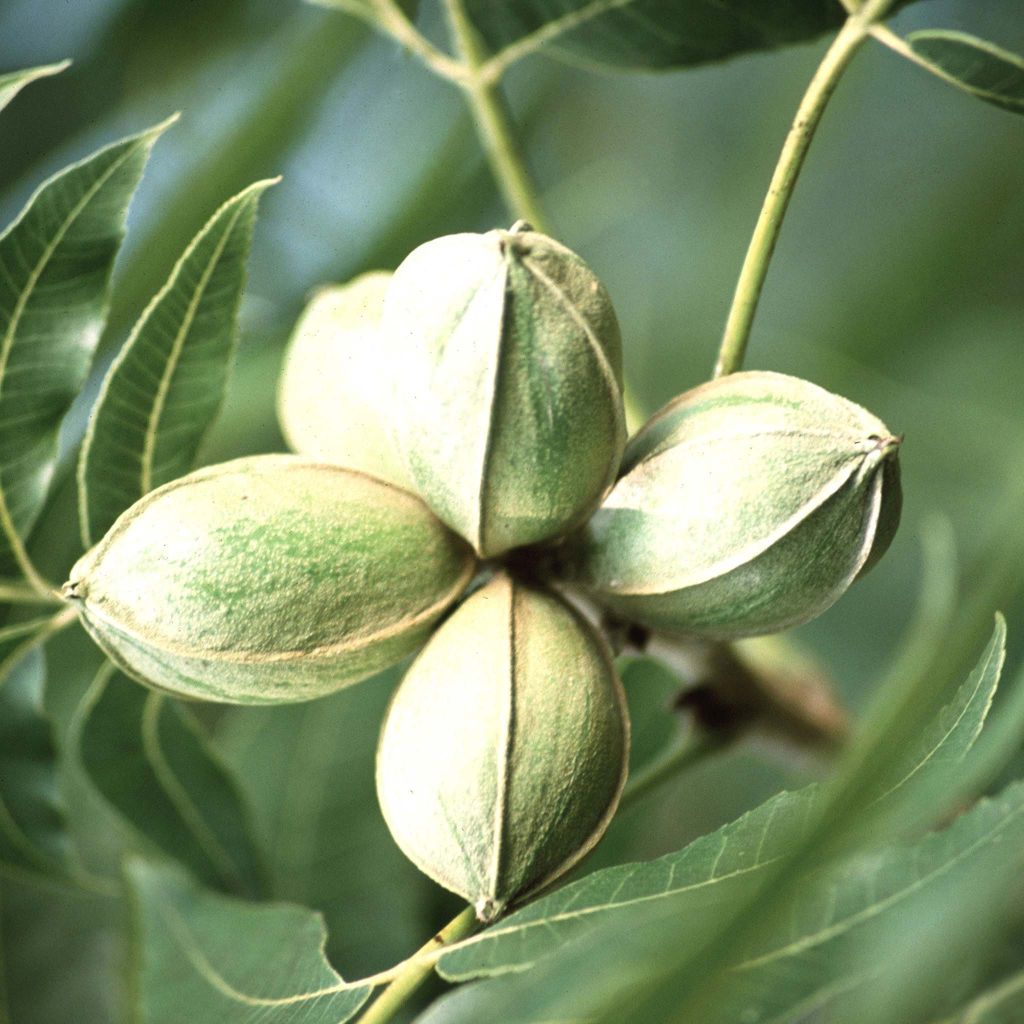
[[572, 371, 902, 639], [376, 573, 629, 921], [382, 227, 626, 558], [66, 455, 476, 703]]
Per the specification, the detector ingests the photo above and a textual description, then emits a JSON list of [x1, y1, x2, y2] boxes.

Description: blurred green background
[[1, 1, 1022, 1020]]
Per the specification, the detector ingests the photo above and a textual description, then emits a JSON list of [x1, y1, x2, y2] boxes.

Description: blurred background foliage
[[1, 1, 1022, 1021]]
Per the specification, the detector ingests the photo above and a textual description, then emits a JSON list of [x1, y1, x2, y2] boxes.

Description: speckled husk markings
[[572, 371, 902, 640], [383, 227, 626, 558], [376, 573, 629, 921], [66, 455, 476, 704]]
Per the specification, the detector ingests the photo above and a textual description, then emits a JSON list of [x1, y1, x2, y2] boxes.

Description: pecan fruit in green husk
[[376, 573, 629, 921], [277, 271, 408, 488], [64, 455, 475, 703], [568, 371, 902, 640], [382, 225, 626, 558]]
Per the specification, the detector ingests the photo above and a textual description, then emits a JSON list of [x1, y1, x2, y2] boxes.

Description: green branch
[[0, 579, 63, 606], [443, 0, 554, 234], [357, 906, 479, 1024], [714, 0, 897, 378]]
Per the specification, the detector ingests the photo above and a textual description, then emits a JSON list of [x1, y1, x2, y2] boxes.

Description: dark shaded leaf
[[943, 967, 1024, 1023], [464, 0, 847, 72], [907, 30, 1024, 115], [127, 859, 372, 1024], [0, 873, 121, 1024], [74, 669, 265, 897], [0, 652, 70, 878]]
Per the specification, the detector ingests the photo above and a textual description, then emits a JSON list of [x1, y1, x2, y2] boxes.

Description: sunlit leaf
[[0, 61, 70, 117], [871, 614, 1005, 812], [127, 858, 372, 1023], [0, 119, 171, 581], [907, 30, 1024, 115], [78, 178, 276, 547], [0, 651, 70, 878], [437, 786, 816, 981], [425, 780, 1024, 1024], [73, 669, 265, 897], [964, 659, 1024, 796]]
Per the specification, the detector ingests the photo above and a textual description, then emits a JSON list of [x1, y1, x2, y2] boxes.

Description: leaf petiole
[[0, 579, 63, 606], [357, 905, 479, 1023]]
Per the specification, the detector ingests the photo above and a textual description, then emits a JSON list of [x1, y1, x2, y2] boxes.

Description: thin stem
[[0, 579, 62, 606], [619, 733, 726, 813], [24, 606, 79, 656], [443, 0, 554, 234], [868, 21, 976, 97], [443, 0, 647, 427], [364, 0, 467, 81], [0, 501, 61, 601], [358, 906, 479, 1024], [1, 606, 78, 679], [714, 0, 897, 378]]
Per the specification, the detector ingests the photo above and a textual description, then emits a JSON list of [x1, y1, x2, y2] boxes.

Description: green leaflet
[[0, 652, 71, 879], [437, 615, 1008, 983], [423, 780, 1024, 1024], [696, 780, 1024, 1024], [437, 786, 817, 982], [127, 859, 372, 1023], [215, 665, 446, 979], [869, 614, 1005, 813], [0, 616, 56, 689], [0, 118, 171, 582], [71, 667, 265, 897], [459, 0, 913, 72], [0, 61, 70, 117], [78, 178, 277, 547], [907, 31, 1024, 115], [942, 967, 1024, 1024], [0, 872, 121, 1024]]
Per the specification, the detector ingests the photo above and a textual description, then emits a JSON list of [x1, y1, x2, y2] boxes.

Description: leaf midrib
[[737, 793, 1024, 970], [139, 198, 249, 496], [0, 138, 143, 578]]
